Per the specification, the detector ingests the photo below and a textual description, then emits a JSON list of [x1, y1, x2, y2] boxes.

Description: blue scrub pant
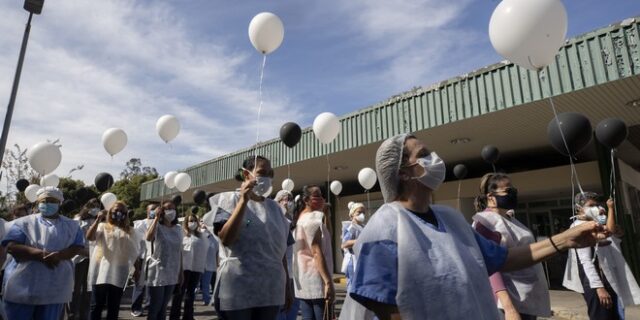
[[4, 301, 64, 320], [199, 270, 215, 305]]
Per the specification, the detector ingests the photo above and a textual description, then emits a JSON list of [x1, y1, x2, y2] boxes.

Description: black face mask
[[493, 189, 518, 210], [113, 211, 126, 222]]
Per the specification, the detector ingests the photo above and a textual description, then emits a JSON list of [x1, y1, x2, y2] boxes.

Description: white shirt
[[89, 223, 139, 288], [146, 224, 183, 287], [182, 232, 208, 273], [293, 211, 333, 300]]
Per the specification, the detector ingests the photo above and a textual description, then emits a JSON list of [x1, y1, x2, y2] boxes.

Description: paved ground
[[115, 285, 640, 319]]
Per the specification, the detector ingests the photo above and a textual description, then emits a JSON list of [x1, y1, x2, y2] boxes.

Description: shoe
[[131, 310, 143, 317]]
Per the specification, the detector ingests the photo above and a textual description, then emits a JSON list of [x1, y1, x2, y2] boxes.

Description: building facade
[[141, 17, 640, 287]]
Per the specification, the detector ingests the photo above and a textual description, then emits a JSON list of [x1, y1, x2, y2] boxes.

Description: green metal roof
[[141, 17, 640, 201]]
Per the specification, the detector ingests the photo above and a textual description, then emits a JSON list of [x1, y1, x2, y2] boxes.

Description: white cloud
[[334, 0, 491, 92], [0, 0, 301, 184]]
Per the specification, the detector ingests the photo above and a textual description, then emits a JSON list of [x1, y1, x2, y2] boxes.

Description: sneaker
[[131, 310, 143, 317]]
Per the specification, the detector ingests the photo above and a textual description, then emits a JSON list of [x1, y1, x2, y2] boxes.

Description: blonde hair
[[106, 201, 130, 233]]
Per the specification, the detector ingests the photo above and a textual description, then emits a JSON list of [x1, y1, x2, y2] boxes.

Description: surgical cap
[[275, 190, 292, 203], [575, 191, 599, 209], [36, 186, 64, 202], [348, 202, 365, 216], [375, 133, 414, 203]]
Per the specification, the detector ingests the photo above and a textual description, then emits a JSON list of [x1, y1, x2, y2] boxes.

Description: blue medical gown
[[350, 210, 507, 306]]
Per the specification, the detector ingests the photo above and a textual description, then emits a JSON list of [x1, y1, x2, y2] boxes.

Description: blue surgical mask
[[149, 210, 156, 219], [39, 203, 59, 217]]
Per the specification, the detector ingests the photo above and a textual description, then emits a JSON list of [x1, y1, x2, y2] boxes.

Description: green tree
[[111, 158, 158, 220]]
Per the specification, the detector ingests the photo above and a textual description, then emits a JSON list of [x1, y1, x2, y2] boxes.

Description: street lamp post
[[0, 0, 45, 166]]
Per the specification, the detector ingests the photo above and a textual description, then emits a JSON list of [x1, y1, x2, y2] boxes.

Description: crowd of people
[[0, 133, 638, 320]]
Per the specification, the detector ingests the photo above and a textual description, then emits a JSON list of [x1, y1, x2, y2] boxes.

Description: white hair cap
[[36, 186, 64, 202], [275, 190, 292, 202], [375, 133, 414, 203], [349, 202, 365, 216]]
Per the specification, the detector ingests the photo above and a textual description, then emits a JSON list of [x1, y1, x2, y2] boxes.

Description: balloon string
[[610, 149, 616, 201], [492, 164, 496, 173], [254, 54, 267, 165], [287, 164, 291, 179], [539, 70, 585, 199], [366, 190, 371, 214], [457, 180, 462, 210], [326, 154, 331, 207]]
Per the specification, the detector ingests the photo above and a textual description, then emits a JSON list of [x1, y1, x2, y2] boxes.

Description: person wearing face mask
[[209, 155, 291, 320], [291, 185, 334, 320], [130, 203, 159, 317], [1, 187, 85, 320], [85, 201, 139, 320], [563, 192, 640, 320], [275, 190, 300, 320], [473, 173, 550, 320], [341, 202, 366, 290], [169, 214, 208, 320], [350, 134, 610, 320], [145, 201, 183, 320], [66, 198, 101, 320]]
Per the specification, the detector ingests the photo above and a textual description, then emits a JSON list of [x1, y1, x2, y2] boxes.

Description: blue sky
[[0, 0, 638, 184]]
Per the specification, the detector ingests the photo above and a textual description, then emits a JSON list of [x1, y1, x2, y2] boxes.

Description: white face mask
[[164, 209, 176, 221], [188, 222, 198, 231], [89, 208, 99, 217], [410, 152, 446, 191], [253, 176, 273, 197], [356, 213, 365, 223], [583, 206, 603, 220]]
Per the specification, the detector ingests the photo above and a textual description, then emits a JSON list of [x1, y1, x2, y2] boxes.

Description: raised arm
[[86, 211, 106, 241], [502, 221, 606, 272], [218, 179, 259, 246]]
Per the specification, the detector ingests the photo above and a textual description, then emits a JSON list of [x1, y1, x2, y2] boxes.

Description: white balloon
[[174, 173, 192, 192], [24, 184, 40, 202], [282, 178, 295, 192], [100, 192, 117, 210], [156, 115, 180, 143], [164, 171, 178, 189], [27, 142, 61, 175], [313, 112, 340, 144], [330, 180, 342, 196], [40, 174, 59, 188], [248, 12, 284, 55], [489, 0, 567, 71], [358, 168, 377, 190], [102, 128, 128, 156]]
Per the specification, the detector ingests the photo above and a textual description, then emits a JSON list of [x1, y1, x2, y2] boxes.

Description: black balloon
[[547, 112, 592, 156], [171, 195, 182, 206], [193, 189, 206, 205], [190, 206, 199, 215], [596, 118, 628, 149], [453, 164, 468, 180], [280, 122, 302, 148], [16, 179, 29, 192], [481, 145, 500, 164], [95, 172, 114, 192]]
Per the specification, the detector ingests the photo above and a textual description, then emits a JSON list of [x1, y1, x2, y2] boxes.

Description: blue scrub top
[[350, 212, 507, 306]]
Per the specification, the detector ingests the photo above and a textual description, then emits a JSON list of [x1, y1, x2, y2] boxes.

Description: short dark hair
[[234, 155, 270, 181]]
